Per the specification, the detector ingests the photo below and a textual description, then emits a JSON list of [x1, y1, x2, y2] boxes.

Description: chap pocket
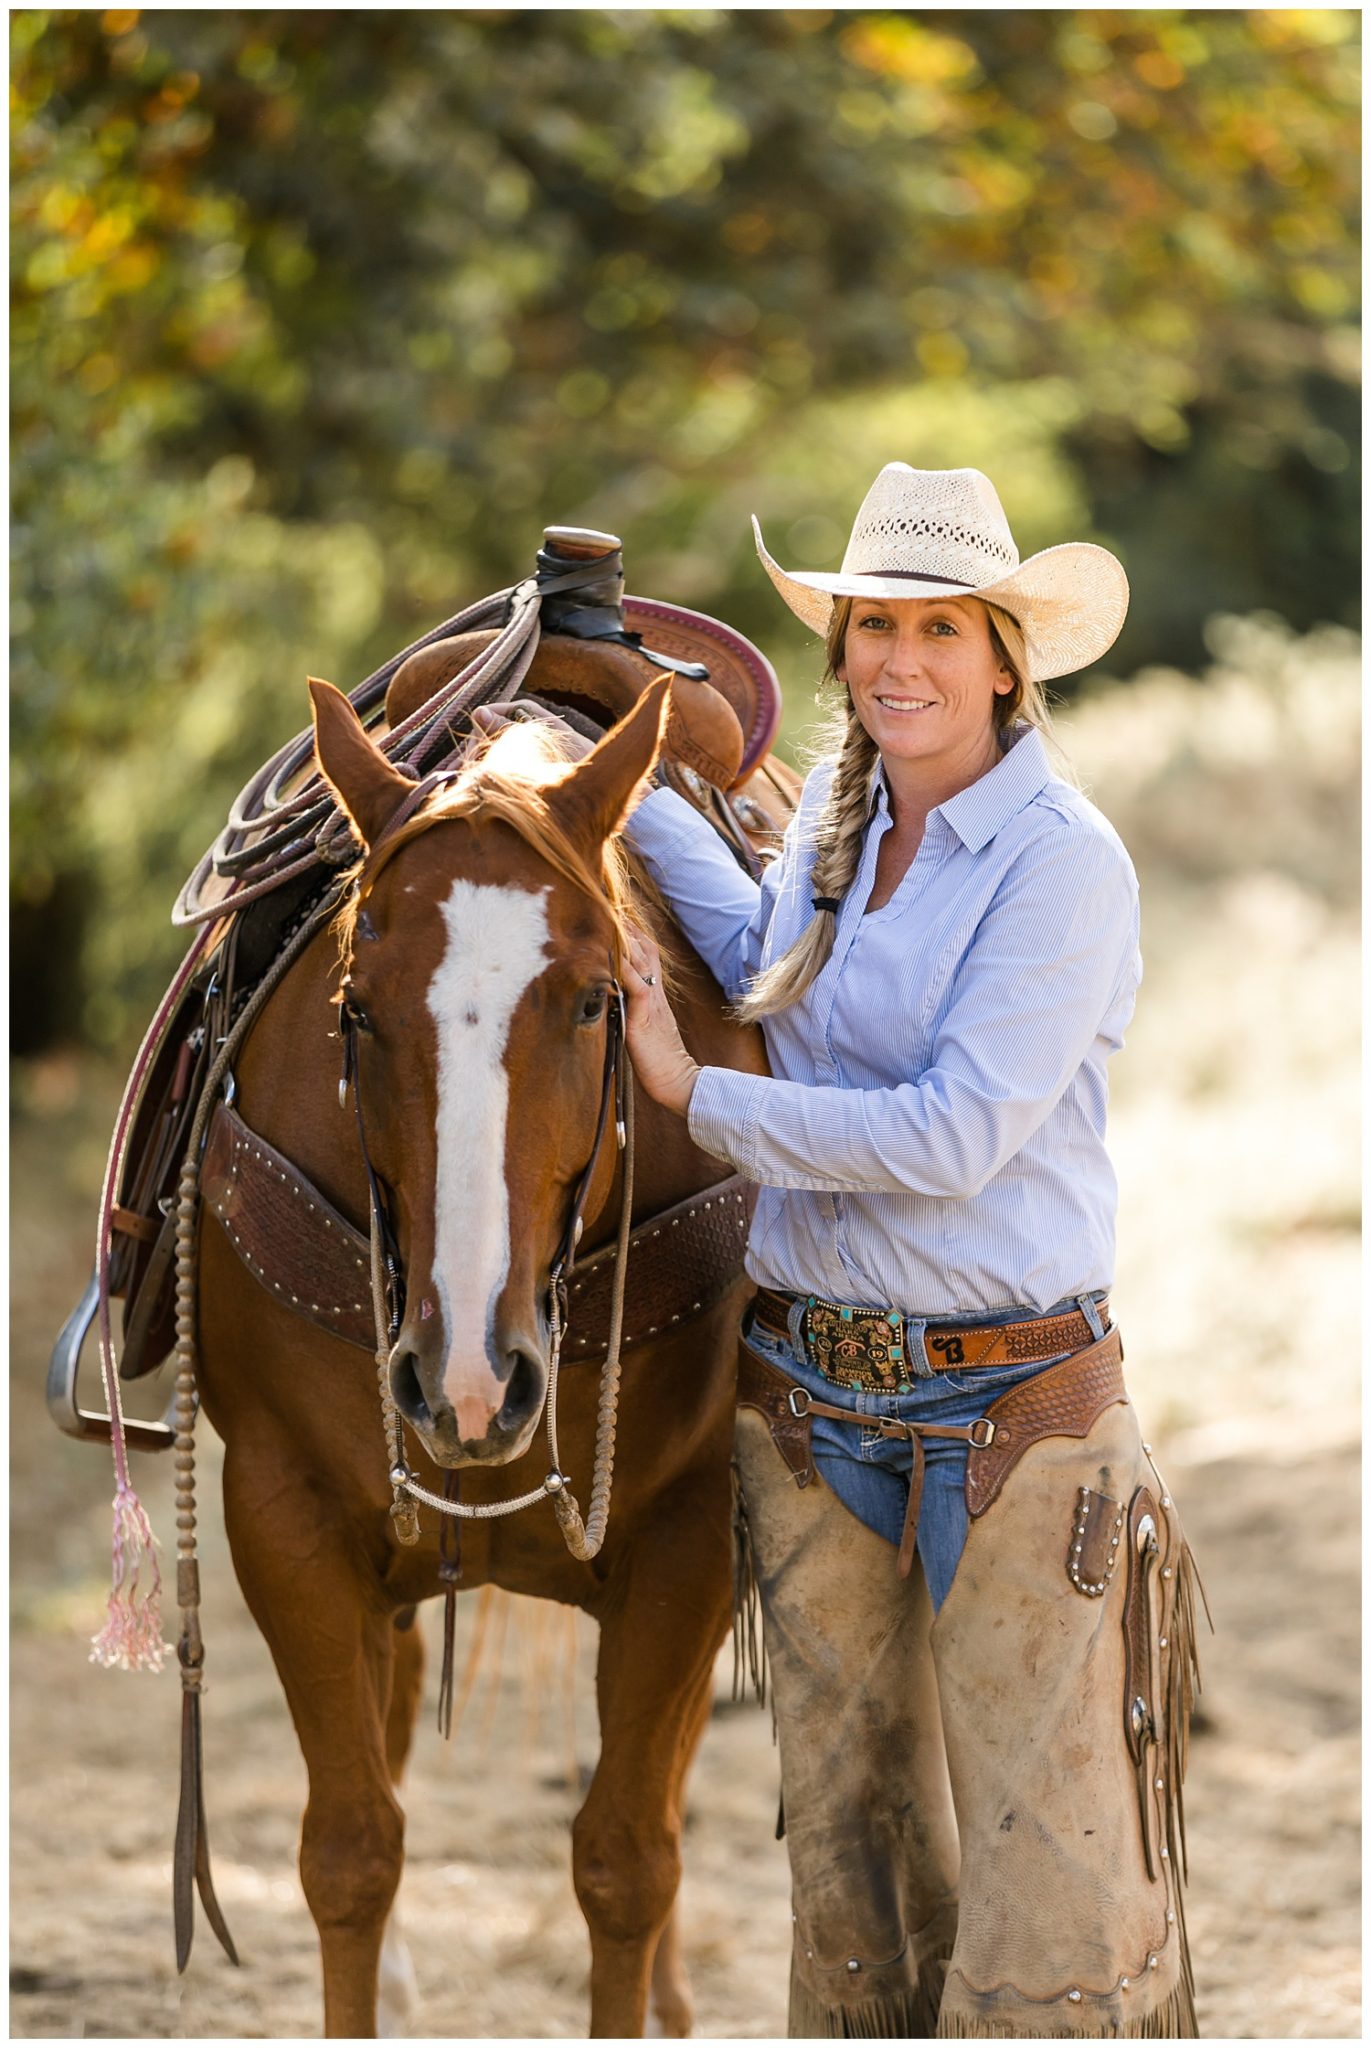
[[1065, 1484, 1125, 1597]]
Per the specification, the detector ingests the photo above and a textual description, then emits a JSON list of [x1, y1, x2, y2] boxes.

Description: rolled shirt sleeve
[[687, 826, 1140, 1197]]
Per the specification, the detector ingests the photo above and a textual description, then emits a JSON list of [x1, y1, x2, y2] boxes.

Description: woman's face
[[838, 595, 1015, 778]]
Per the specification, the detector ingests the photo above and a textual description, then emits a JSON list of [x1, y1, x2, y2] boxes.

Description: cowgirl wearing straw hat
[[621, 465, 1206, 2039]]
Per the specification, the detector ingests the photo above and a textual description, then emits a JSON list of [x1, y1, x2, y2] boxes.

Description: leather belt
[[751, 1284, 1109, 1387]]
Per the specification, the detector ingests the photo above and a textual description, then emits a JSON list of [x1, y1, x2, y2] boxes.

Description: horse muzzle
[[388, 1322, 548, 1467]]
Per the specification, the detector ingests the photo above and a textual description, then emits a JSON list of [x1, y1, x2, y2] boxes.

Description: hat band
[[861, 569, 978, 587]]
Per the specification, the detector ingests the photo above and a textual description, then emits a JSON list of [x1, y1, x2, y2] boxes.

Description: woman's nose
[[883, 630, 929, 679]]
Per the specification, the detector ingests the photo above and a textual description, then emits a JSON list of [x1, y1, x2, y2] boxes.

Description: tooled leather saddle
[[90, 528, 793, 1398]]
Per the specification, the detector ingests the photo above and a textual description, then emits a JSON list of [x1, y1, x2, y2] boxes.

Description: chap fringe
[[789, 1946, 950, 2039], [730, 1455, 769, 1709]]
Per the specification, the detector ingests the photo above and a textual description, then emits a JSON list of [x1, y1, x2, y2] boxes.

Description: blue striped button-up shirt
[[626, 722, 1141, 1316]]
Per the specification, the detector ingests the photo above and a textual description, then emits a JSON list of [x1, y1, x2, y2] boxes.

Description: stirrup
[[47, 1268, 176, 1452]]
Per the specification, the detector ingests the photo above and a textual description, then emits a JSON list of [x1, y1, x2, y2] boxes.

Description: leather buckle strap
[[744, 1342, 993, 1581]]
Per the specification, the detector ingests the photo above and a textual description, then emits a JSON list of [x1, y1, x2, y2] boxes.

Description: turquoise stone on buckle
[[801, 1294, 914, 1393]]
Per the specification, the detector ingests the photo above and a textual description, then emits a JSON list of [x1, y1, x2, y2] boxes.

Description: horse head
[[310, 676, 670, 1470]]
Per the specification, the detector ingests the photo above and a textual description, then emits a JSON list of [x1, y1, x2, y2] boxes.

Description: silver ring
[[643, 973, 656, 987]]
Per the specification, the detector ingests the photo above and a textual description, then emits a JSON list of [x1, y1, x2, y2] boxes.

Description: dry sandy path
[[9, 1061, 1359, 2039]]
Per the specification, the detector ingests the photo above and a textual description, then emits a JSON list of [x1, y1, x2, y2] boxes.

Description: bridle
[[336, 806, 637, 1565]]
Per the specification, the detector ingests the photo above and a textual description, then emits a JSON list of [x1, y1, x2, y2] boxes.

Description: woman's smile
[[841, 596, 1014, 794]]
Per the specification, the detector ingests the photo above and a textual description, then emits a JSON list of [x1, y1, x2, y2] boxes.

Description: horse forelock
[[333, 722, 647, 971]]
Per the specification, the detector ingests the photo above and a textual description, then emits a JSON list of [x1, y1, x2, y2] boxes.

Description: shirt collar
[[869, 723, 1052, 853]]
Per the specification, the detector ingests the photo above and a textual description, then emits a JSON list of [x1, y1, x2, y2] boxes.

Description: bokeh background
[[10, 10, 1361, 2041]]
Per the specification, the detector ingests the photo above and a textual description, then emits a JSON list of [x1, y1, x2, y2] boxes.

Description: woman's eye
[[929, 618, 957, 634], [578, 990, 608, 1026], [858, 613, 893, 630]]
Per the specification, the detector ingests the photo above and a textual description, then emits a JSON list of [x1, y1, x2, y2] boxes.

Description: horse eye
[[578, 989, 608, 1026], [343, 990, 376, 1034]]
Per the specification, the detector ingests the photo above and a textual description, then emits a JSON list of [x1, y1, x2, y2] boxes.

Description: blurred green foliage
[[10, 8, 1360, 1049]]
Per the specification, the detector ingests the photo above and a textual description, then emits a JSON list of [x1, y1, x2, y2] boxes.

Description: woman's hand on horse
[[623, 932, 700, 1118]]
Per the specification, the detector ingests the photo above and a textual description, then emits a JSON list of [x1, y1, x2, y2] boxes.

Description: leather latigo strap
[[201, 1101, 375, 1346], [965, 1325, 1126, 1519], [201, 1100, 753, 1363]]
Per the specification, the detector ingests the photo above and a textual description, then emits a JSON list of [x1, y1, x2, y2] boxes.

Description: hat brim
[[752, 516, 1129, 683]]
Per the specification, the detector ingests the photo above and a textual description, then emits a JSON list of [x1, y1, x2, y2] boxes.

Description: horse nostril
[[500, 1349, 545, 1432], [389, 1350, 433, 1431]]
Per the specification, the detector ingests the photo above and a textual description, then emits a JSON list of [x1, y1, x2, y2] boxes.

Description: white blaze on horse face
[[427, 880, 550, 1432]]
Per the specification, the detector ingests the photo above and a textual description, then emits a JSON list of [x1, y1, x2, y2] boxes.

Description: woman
[[621, 465, 1204, 2039]]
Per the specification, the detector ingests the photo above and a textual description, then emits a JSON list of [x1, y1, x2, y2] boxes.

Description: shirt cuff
[[622, 784, 709, 860], [686, 1066, 767, 1174]]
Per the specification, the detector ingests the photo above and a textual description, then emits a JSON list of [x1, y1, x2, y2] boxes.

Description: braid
[[810, 709, 879, 909], [733, 606, 877, 1022]]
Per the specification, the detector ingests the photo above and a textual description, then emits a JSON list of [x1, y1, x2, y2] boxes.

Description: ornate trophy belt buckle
[[800, 1295, 913, 1393]]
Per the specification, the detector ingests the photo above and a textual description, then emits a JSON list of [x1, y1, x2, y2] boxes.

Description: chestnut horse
[[192, 676, 766, 2036]]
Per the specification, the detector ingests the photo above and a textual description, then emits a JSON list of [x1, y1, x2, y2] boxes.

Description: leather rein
[[336, 779, 637, 1562]]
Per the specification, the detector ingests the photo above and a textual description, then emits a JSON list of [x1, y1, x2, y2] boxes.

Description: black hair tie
[[812, 897, 840, 914]]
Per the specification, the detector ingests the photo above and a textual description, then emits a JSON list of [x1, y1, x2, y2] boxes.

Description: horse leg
[[223, 1451, 406, 2039], [573, 1502, 730, 2038], [377, 1613, 426, 2038], [647, 1899, 693, 2038]]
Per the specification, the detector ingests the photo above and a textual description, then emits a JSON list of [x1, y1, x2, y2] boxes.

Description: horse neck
[[232, 920, 371, 1225], [581, 899, 765, 1242]]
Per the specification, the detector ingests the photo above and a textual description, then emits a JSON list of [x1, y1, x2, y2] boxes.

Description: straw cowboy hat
[[752, 464, 1129, 683]]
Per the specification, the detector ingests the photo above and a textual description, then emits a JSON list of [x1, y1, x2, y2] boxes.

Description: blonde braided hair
[[734, 593, 1067, 1023]]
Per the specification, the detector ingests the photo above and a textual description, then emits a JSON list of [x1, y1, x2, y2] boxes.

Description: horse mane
[[335, 721, 655, 970]]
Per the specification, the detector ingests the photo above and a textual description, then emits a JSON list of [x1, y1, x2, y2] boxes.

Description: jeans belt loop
[[904, 1315, 935, 1380], [1077, 1292, 1107, 1342]]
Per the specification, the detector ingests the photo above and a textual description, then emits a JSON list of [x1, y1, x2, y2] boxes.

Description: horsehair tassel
[[87, 936, 218, 1673], [88, 1271, 165, 1667]]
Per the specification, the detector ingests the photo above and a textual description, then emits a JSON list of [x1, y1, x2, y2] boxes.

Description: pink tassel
[[89, 1480, 167, 1672]]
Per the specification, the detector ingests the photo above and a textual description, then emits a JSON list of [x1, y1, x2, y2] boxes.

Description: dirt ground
[[9, 1039, 1360, 2042], [9, 621, 1363, 2044]]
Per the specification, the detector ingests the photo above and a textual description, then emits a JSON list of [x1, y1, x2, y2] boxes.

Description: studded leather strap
[[965, 1326, 1126, 1520], [201, 1101, 375, 1345], [201, 1099, 754, 1363]]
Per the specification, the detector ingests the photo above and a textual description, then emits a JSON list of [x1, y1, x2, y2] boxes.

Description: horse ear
[[542, 674, 672, 853], [308, 677, 413, 851]]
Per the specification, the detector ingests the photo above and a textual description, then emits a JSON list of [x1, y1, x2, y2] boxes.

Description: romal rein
[[336, 899, 637, 1567]]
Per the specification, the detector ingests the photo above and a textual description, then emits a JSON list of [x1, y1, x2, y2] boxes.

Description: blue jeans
[[740, 1289, 1109, 1611]]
